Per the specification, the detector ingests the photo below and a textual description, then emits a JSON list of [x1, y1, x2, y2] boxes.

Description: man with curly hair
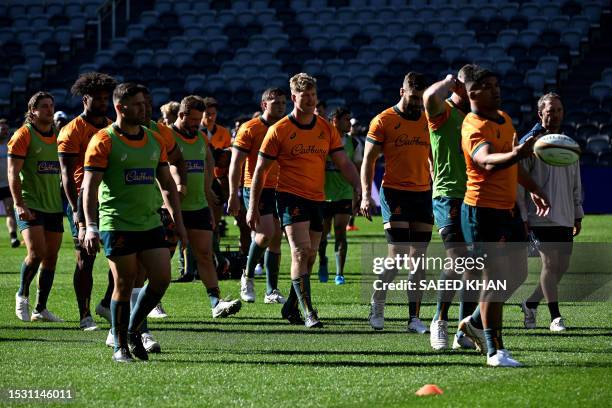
[[57, 72, 117, 331]]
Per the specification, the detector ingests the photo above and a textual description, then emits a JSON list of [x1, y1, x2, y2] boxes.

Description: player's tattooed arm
[[227, 147, 248, 216], [360, 141, 381, 221], [7, 157, 32, 221], [423, 74, 457, 118], [82, 170, 103, 255], [247, 155, 274, 230]]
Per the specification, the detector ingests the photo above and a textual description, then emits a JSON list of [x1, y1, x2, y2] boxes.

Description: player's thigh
[[256, 213, 277, 238], [108, 254, 139, 288], [138, 247, 171, 281], [187, 228, 214, 260], [285, 222, 312, 254], [21, 225, 47, 257]]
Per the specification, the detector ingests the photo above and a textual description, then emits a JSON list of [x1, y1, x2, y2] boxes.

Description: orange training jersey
[[259, 113, 343, 201], [462, 111, 517, 209], [204, 124, 231, 150], [57, 115, 112, 190], [148, 120, 177, 157], [367, 106, 431, 191], [233, 116, 279, 189]]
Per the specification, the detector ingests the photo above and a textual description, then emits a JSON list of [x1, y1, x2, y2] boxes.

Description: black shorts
[[16, 209, 64, 233], [101, 227, 168, 257], [0, 186, 11, 200], [380, 187, 433, 224], [182, 207, 213, 231], [530, 226, 574, 255], [243, 187, 278, 217], [276, 191, 323, 232], [322, 199, 353, 219]]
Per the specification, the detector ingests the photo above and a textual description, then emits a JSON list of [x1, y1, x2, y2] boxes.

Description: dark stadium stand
[[0, 0, 611, 167]]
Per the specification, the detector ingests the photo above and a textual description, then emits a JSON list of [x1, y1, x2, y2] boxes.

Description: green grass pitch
[[1, 215, 611, 407]]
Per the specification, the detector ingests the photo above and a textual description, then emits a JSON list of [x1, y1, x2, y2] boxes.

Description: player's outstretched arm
[[227, 147, 248, 216], [82, 170, 103, 255], [157, 164, 188, 250], [472, 134, 536, 171], [247, 155, 273, 229], [360, 141, 381, 221], [424, 74, 457, 118]]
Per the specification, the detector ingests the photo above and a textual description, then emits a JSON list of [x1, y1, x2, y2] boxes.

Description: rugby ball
[[533, 134, 581, 166]]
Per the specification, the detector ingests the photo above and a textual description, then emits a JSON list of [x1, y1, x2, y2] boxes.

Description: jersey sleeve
[[366, 115, 385, 145], [426, 103, 451, 131], [259, 127, 279, 160], [461, 122, 490, 159], [151, 133, 169, 164], [232, 123, 252, 153], [84, 131, 112, 171], [57, 122, 80, 156], [329, 125, 344, 154], [7, 127, 31, 159]]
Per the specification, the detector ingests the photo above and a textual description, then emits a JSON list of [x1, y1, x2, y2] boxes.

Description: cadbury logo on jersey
[[185, 160, 205, 173], [394, 135, 428, 147], [37, 161, 60, 174], [124, 168, 155, 185], [291, 144, 327, 156]]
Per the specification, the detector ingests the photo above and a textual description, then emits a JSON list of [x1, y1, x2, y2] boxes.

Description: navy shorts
[[276, 191, 323, 232], [16, 209, 64, 233], [0, 186, 11, 200], [461, 203, 527, 244], [380, 187, 433, 224], [530, 226, 574, 255], [323, 199, 353, 219], [100, 226, 168, 257], [182, 207, 213, 231], [243, 187, 278, 217]]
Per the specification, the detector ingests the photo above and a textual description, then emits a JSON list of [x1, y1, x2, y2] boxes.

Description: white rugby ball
[[533, 133, 581, 166]]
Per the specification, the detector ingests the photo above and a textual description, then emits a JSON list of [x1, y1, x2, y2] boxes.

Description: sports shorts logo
[[37, 160, 60, 174], [124, 168, 155, 185], [185, 159, 205, 173]]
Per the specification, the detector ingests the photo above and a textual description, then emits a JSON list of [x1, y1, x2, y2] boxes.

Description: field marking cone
[[415, 384, 443, 396]]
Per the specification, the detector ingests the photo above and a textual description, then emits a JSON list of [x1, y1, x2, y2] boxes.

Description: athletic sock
[[291, 275, 313, 315], [334, 237, 347, 276], [35, 268, 55, 312], [111, 300, 130, 352], [470, 306, 483, 329], [547, 302, 561, 320], [318, 237, 328, 263], [264, 250, 280, 295], [526, 301, 539, 310], [10, 231, 17, 239], [408, 301, 421, 321], [433, 271, 453, 321], [129, 285, 163, 333], [207, 286, 220, 308], [286, 283, 298, 310], [246, 241, 267, 279], [100, 269, 114, 308], [484, 328, 504, 357], [130, 287, 147, 333], [17, 261, 39, 297]]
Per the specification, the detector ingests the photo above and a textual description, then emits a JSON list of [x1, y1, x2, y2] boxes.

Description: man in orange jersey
[[361, 72, 433, 334], [58, 72, 117, 331], [228, 88, 287, 304], [200, 97, 231, 271], [247, 73, 361, 328], [456, 66, 549, 367]]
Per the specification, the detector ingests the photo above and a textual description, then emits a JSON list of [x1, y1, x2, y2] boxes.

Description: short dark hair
[[537, 93, 562, 113], [461, 65, 497, 91], [25, 91, 54, 124], [112, 83, 147, 104], [261, 88, 286, 102], [331, 106, 351, 121], [403, 72, 427, 91], [179, 95, 206, 114], [71, 72, 117, 97], [203, 97, 218, 109]]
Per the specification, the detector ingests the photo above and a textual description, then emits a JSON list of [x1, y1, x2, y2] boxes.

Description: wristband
[[86, 225, 99, 234]]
